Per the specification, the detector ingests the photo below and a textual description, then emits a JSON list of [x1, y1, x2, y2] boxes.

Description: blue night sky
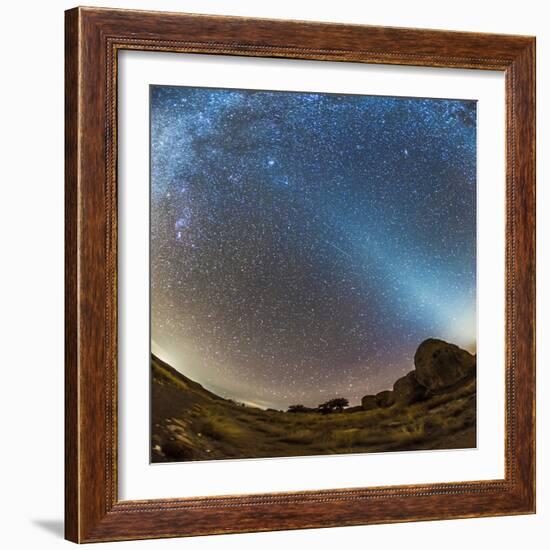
[[150, 85, 477, 410]]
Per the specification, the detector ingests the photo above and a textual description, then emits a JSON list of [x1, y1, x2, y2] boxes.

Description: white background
[[119, 52, 505, 499], [0, 1, 547, 549]]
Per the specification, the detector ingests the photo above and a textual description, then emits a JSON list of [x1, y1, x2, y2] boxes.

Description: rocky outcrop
[[361, 395, 378, 410], [414, 339, 475, 392], [360, 340, 476, 411], [393, 371, 427, 405], [375, 390, 395, 408]]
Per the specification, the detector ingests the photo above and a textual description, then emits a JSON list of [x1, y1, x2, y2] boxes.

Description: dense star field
[[150, 85, 477, 410]]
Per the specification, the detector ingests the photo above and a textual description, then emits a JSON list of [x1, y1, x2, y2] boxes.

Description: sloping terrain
[[151, 340, 476, 462]]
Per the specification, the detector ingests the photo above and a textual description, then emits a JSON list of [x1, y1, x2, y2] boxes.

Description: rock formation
[[375, 390, 395, 408], [361, 395, 378, 410], [361, 339, 475, 411], [414, 338, 475, 392], [393, 371, 427, 405]]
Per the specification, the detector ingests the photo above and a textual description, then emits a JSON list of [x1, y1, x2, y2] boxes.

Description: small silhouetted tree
[[328, 398, 349, 412], [318, 398, 349, 414], [288, 404, 308, 413]]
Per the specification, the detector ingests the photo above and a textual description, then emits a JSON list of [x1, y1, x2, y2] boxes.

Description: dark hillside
[[151, 339, 476, 463]]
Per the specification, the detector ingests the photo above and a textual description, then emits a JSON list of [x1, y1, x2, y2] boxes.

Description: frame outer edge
[[64, 6, 537, 543], [511, 38, 536, 513], [65, 6, 81, 544]]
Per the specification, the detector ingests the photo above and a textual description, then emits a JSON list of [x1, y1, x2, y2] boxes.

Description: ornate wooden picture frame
[[65, 6, 535, 543]]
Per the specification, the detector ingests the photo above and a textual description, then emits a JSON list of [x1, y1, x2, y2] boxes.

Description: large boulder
[[375, 390, 395, 408], [393, 371, 427, 405], [414, 339, 475, 392], [361, 395, 378, 411]]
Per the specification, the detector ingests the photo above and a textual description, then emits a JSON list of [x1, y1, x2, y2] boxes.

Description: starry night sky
[[150, 85, 477, 410]]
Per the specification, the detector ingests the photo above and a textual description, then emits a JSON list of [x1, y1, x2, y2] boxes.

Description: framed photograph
[[65, 7, 536, 543]]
